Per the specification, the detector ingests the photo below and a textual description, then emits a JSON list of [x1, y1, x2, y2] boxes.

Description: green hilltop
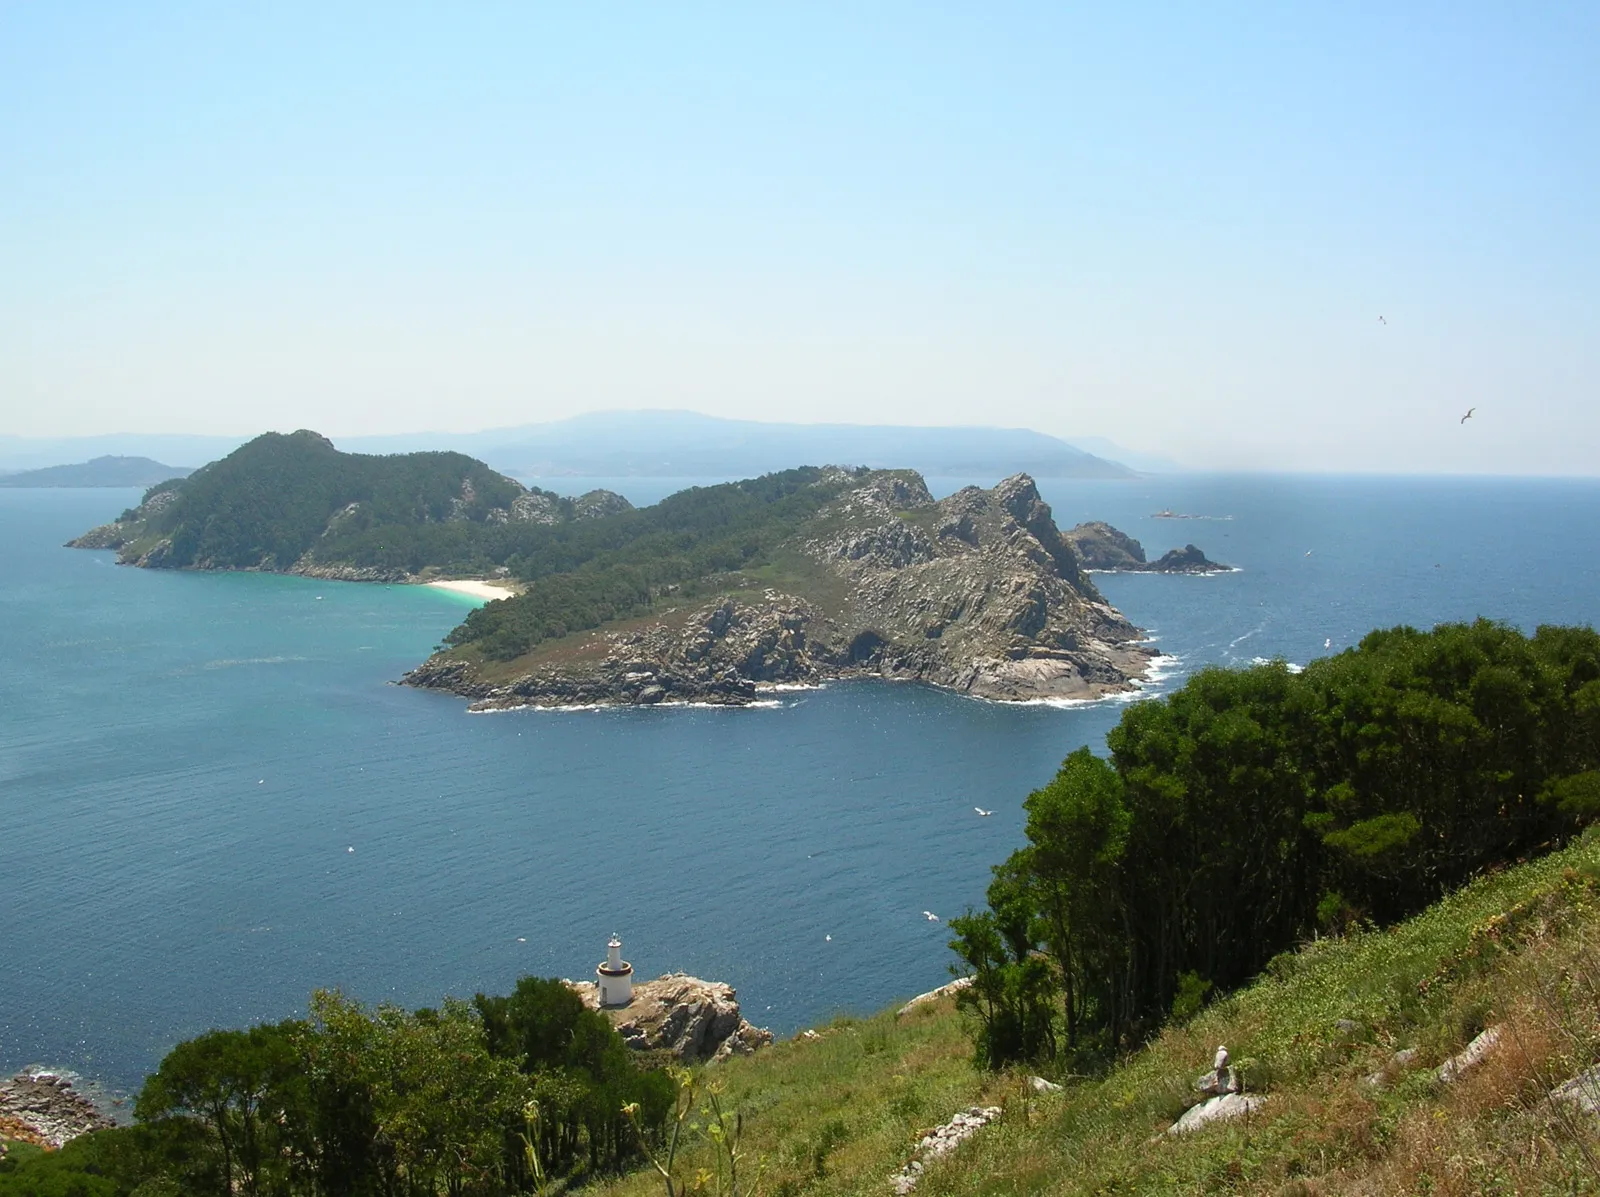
[[68, 430, 633, 576]]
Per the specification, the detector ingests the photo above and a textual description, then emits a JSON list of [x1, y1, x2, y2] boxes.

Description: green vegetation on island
[[68, 430, 634, 577]]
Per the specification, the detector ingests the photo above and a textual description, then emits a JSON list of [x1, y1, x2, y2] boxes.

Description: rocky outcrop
[[1437, 1025, 1502, 1084], [1168, 1093, 1267, 1135], [897, 977, 974, 1017], [891, 1106, 1003, 1194], [0, 1070, 115, 1149], [1163, 1045, 1269, 1135], [67, 488, 180, 551], [566, 973, 774, 1063], [413, 471, 1160, 709], [1062, 521, 1230, 574], [572, 489, 633, 520], [1550, 1064, 1600, 1115], [289, 561, 411, 583]]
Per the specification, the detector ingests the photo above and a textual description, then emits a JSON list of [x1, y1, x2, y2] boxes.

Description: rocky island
[[404, 470, 1158, 708], [1062, 520, 1232, 573]]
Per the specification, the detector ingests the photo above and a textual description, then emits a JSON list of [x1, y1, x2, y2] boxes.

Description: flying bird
[[923, 911, 941, 922], [1460, 407, 1475, 424], [1324, 638, 1331, 649], [1378, 316, 1386, 325], [974, 806, 993, 817]]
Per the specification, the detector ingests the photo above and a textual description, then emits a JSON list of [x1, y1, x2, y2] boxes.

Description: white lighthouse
[[596, 935, 634, 1007]]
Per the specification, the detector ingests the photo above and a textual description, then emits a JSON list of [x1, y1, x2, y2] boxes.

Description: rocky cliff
[[567, 973, 774, 1063], [404, 470, 1158, 707], [1062, 520, 1231, 574]]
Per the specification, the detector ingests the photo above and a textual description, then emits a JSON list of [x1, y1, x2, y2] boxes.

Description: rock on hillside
[[566, 973, 774, 1063], [407, 470, 1159, 708]]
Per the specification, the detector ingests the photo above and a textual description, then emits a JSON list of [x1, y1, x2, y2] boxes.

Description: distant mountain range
[[1, 412, 1181, 480], [0, 456, 195, 488]]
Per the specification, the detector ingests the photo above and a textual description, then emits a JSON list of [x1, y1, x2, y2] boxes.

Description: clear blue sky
[[2, 3, 1595, 472]]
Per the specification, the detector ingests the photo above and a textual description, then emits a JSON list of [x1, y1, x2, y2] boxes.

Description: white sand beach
[[425, 579, 516, 602]]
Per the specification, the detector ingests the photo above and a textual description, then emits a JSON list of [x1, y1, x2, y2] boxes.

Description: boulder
[[897, 976, 974, 1017], [1437, 1026, 1502, 1084], [1168, 1093, 1267, 1135], [1550, 1064, 1600, 1115]]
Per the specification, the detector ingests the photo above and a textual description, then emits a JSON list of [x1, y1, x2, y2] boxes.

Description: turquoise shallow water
[[3, 476, 1599, 1093]]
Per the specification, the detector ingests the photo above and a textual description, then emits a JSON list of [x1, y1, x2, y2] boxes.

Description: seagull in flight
[[1460, 406, 1476, 424], [1378, 315, 1386, 325], [974, 806, 993, 817], [1324, 638, 1331, 649], [923, 911, 941, 922]]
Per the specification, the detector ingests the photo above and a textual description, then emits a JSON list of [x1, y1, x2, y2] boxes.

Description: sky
[[2, 3, 1596, 473]]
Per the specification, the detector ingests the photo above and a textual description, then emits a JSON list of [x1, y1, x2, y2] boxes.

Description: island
[[68, 430, 633, 579], [0, 455, 194, 488], [1062, 521, 1232, 574], [403, 470, 1157, 708], [69, 431, 1172, 706]]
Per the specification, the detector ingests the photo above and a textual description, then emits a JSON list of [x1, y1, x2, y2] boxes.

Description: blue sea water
[[3, 475, 1599, 1095]]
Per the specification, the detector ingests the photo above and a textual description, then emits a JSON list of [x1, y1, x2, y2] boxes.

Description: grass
[[594, 831, 1600, 1197]]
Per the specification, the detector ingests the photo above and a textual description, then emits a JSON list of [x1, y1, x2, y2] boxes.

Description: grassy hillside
[[591, 831, 1600, 1197]]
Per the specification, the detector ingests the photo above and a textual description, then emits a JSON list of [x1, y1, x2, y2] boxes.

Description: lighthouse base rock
[[568, 973, 775, 1063]]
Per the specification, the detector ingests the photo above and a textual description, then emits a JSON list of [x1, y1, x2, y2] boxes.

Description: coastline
[[423, 579, 517, 602]]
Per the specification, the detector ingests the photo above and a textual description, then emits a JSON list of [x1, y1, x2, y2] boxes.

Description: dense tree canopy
[[952, 620, 1600, 1069], [0, 979, 675, 1197], [133, 431, 527, 571]]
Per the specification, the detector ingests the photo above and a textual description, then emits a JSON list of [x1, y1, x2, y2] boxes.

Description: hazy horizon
[[3, 5, 1595, 474]]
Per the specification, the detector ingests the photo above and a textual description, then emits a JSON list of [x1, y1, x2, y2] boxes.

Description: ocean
[[2, 474, 1598, 1096]]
